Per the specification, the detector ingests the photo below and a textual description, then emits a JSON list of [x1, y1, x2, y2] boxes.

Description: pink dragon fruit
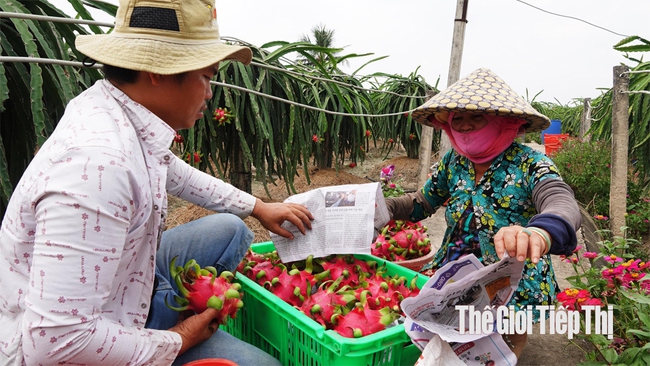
[[371, 220, 431, 261], [166, 257, 243, 324], [299, 276, 356, 328], [331, 290, 400, 338], [242, 260, 287, 287], [315, 254, 376, 288], [213, 107, 234, 126], [235, 251, 422, 338]]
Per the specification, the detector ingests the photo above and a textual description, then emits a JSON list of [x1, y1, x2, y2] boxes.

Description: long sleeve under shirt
[[0, 80, 257, 365]]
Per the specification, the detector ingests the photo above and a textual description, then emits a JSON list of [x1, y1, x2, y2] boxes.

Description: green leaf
[[602, 347, 618, 363], [620, 289, 650, 304], [627, 329, 650, 340], [613, 35, 650, 53], [617, 347, 642, 365]]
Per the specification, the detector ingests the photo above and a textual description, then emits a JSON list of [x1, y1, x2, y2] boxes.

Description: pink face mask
[[450, 120, 502, 157], [445, 113, 527, 164]]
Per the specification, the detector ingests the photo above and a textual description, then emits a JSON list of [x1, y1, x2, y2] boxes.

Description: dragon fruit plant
[[166, 257, 244, 324], [238, 250, 421, 338], [371, 219, 432, 261]]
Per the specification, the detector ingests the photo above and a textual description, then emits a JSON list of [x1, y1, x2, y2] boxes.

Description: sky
[[51, 0, 650, 105]]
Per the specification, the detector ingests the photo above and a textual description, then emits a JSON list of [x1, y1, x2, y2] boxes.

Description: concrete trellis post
[[438, 0, 469, 158], [610, 65, 629, 238], [579, 98, 592, 142], [417, 90, 438, 187]]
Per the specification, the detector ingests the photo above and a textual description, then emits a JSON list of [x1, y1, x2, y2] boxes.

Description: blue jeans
[[146, 214, 280, 366]]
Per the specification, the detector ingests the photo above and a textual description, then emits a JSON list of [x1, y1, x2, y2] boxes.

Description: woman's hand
[[251, 199, 314, 239], [169, 308, 220, 356], [493, 226, 550, 264]]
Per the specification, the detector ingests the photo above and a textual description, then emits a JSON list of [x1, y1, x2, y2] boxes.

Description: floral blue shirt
[[412, 143, 560, 316]]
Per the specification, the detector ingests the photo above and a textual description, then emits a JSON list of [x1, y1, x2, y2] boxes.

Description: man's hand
[[251, 199, 314, 239], [169, 308, 220, 355], [493, 226, 550, 264]]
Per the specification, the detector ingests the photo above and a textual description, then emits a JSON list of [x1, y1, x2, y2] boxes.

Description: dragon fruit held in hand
[[165, 256, 244, 324], [371, 219, 432, 261]]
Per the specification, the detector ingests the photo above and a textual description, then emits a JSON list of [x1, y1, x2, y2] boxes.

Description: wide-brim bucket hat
[[76, 0, 252, 75], [411, 68, 550, 133]]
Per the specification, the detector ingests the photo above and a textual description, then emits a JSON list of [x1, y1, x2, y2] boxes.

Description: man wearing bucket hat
[[386, 68, 581, 358], [0, 0, 312, 364]]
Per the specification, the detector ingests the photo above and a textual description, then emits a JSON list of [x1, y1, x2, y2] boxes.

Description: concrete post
[[579, 98, 592, 142], [610, 66, 629, 238], [438, 0, 469, 157]]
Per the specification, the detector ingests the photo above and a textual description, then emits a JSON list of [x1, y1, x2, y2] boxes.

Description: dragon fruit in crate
[[371, 219, 432, 261], [165, 257, 244, 324]]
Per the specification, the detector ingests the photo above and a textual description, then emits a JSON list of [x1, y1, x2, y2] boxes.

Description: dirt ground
[[167, 142, 594, 365]]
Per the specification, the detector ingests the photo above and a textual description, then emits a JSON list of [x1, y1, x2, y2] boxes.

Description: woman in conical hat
[[386, 68, 581, 358]]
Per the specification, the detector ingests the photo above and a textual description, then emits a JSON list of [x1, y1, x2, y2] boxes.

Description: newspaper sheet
[[406, 318, 517, 366], [270, 182, 390, 262], [401, 254, 523, 365], [401, 254, 525, 343]]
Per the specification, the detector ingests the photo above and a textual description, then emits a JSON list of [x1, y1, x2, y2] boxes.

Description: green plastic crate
[[221, 242, 428, 366]]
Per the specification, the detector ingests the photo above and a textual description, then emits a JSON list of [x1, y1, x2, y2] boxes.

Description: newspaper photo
[[270, 182, 390, 262]]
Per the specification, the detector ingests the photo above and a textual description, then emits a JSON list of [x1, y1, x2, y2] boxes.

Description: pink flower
[[622, 272, 645, 284], [620, 259, 641, 271], [565, 257, 579, 264], [604, 255, 624, 264], [582, 252, 598, 259], [593, 214, 609, 220], [641, 281, 650, 295], [380, 165, 395, 181], [557, 289, 595, 311], [601, 266, 624, 279], [577, 297, 603, 308]]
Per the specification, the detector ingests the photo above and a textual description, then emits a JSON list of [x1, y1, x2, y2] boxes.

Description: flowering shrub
[[380, 165, 405, 198], [562, 236, 650, 365], [553, 139, 650, 242]]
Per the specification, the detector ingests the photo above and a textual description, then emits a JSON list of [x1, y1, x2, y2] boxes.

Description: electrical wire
[[0, 13, 424, 99], [0, 11, 114, 27], [515, 0, 629, 38], [210, 80, 415, 117], [0, 56, 419, 117], [249, 61, 422, 99], [623, 91, 650, 95]]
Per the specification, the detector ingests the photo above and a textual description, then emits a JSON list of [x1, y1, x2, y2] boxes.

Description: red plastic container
[[183, 359, 238, 366], [544, 133, 570, 156]]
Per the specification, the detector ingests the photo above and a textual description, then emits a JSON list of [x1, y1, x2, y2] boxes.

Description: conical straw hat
[[411, 68, 550, 132]]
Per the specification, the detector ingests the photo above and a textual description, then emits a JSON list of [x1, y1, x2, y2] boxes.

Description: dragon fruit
[[371, 220, 431, 261], [236, 251, 421, 338], [299, 276, 356, 328], [331, 290, 400, 338], [165, 257, 243, 324], [213, 107, 234, 126]]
